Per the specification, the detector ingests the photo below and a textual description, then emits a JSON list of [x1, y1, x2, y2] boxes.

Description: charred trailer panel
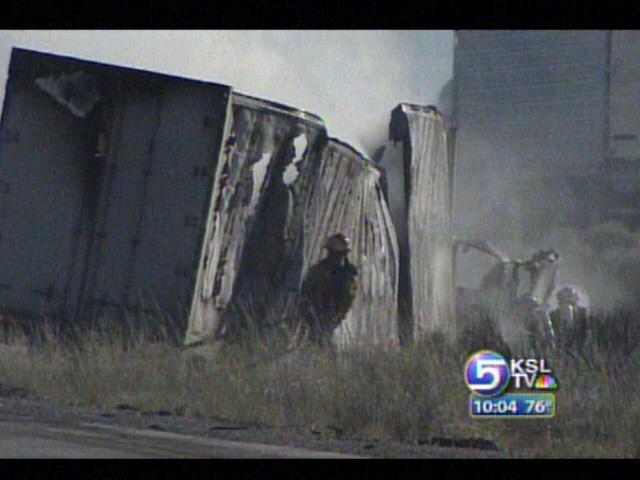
[[303, 139, 400, 349], [388, 104, 456, 344], [186, 95, 400, 349], [186, 93, 328, 346], [0, 48, 231, 334]]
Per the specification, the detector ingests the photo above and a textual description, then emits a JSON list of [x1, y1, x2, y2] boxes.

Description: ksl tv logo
[[464, 350, 559, 397]]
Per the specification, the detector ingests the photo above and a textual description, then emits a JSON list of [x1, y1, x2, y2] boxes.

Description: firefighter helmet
[[517, 293, 541, 310], [557, 287, 579, 305], [323, 233, 351, 253]]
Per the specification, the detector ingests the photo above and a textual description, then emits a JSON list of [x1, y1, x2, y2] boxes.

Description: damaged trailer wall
[[187, 96, 400, 348], [187, 93, 328, 345], [0, 48, 231, 330], [302, 139, 400, 349], [388, 104, 455, 343]]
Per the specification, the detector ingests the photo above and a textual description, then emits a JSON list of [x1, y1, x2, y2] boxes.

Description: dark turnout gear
[[518, 294, 556, 356], [550, 287, 587, 352], [550, 305, 587, 352], [297, 234, 358, 347]]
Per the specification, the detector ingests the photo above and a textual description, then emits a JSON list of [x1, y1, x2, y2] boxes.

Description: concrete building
[[451, 30, 640, 246]]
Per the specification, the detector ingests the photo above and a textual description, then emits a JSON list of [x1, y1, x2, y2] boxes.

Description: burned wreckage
[[0, 48, 577, 354], [453, 240, 560, 356]]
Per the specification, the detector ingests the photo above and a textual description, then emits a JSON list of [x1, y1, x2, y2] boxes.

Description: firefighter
[[550, 287, 588, 353], [296, 233, 358, 349], [518, 294, 556, 356]]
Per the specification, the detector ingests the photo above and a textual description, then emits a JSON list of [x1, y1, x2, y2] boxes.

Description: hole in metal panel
[[250, 152, 272, 212], [283, 133, 308, 186]]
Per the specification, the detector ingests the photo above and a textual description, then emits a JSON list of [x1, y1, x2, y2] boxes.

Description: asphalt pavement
[[0, 420, 365, 458]]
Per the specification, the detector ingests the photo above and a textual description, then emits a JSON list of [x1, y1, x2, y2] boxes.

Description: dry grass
[[0, 310, 639, 458]]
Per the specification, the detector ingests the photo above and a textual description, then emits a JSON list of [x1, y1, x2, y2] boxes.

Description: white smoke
[[0, 31, 454, 158]]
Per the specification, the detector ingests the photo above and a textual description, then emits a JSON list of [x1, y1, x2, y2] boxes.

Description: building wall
[[452, 31, 609, 246], [602, 31, 640, 226], [609, 31, 640, 161]]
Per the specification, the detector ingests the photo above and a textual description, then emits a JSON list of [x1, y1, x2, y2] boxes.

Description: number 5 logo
[[465, 351, 510, 396]]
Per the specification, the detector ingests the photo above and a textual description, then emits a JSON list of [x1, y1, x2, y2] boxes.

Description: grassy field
[[0, 311, 639, 458]]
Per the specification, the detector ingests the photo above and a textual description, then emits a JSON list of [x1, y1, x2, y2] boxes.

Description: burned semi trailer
[[0, 48, 400, 348], [0, 48, 231, 333], [186, 93, 329, 346], [187, 94, 400, 349], [301, 139, 399, 348], [384, 104, 456, 344]]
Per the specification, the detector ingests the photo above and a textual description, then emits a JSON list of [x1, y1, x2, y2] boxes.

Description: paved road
[[0, 420, 365, 458]]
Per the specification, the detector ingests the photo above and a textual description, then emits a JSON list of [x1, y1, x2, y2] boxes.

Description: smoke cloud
[[0, 30, 454, 158], [439, 73, 639, 312], [12, 32, 632, 313]]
